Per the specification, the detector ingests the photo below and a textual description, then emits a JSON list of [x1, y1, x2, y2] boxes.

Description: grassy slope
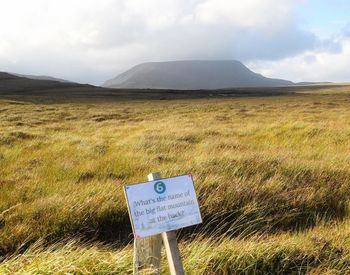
[[0, 85, 350, 273]]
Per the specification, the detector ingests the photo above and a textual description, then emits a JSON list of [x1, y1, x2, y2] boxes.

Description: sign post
[[162, 230, 185, 275], [133, 172, 162, 274], [124, 173, 202, 275]]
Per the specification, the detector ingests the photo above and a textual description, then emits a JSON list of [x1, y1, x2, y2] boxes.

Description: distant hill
[[296, 81, 333, 85], [11, 73, 71, 83], [103, 60, 294, 90], [0, 72, 20, 80], [0, 71, 90, 94]]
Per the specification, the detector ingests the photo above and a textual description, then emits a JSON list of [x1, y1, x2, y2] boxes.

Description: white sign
[[124, 174, 202, 238]]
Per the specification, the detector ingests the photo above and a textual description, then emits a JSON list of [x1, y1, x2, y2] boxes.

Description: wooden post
[[162, 231, 185, 275], [133, 172, 186, 275], [133, 172, 162, 275]]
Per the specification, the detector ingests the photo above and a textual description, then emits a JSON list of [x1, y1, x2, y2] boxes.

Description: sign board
[[124, 174, 202, 238]]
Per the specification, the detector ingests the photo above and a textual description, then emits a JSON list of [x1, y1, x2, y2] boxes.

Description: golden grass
[[1, 86, 350, 273], [2, 220, 350, 274]]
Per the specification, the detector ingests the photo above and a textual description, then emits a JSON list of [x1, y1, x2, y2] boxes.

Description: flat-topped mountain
[[103, 60, 294, 90]]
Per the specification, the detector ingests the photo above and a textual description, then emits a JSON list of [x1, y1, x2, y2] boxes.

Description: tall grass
[[2, 220, 350, 274], [1, 87, 350, 272]]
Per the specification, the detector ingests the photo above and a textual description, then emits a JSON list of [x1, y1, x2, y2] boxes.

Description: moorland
[[1, 83, 350, 274]]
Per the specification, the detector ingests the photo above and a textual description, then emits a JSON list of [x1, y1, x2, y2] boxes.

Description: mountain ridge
[[0, 71, 92, 94], [103, 60, 294, 90], [11, 73, 71, 83]]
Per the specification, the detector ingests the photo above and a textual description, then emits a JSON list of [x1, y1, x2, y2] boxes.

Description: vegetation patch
[[1, 87, 350, 272]]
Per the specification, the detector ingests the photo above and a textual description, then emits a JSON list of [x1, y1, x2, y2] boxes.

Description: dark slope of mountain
[[0, 72, 92, 94], [0, 72, 20, 80], [103, 60, 294, 89], [12, 73, 71, 83]]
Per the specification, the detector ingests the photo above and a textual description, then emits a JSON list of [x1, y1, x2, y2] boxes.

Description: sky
[[0, 0, 349, 85]]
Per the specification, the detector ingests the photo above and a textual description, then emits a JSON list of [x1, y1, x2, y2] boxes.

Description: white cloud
[[248, 38, 350, 83], [194, 0, 295, 30], [0, 0, 348, 84]]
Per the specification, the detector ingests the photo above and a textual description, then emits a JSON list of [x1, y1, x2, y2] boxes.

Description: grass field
[[1, 85, 350, 274]]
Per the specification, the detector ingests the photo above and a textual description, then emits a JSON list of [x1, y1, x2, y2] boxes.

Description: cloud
[[248, 38, 350, 83], [343, 23, 350, 37], [0, 0, 347, 84], [194, 0, 295, 29]]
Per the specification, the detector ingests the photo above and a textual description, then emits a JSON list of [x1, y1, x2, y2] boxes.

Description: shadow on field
[[1, 76, 349, 103], [0, 87, 296, 103]]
